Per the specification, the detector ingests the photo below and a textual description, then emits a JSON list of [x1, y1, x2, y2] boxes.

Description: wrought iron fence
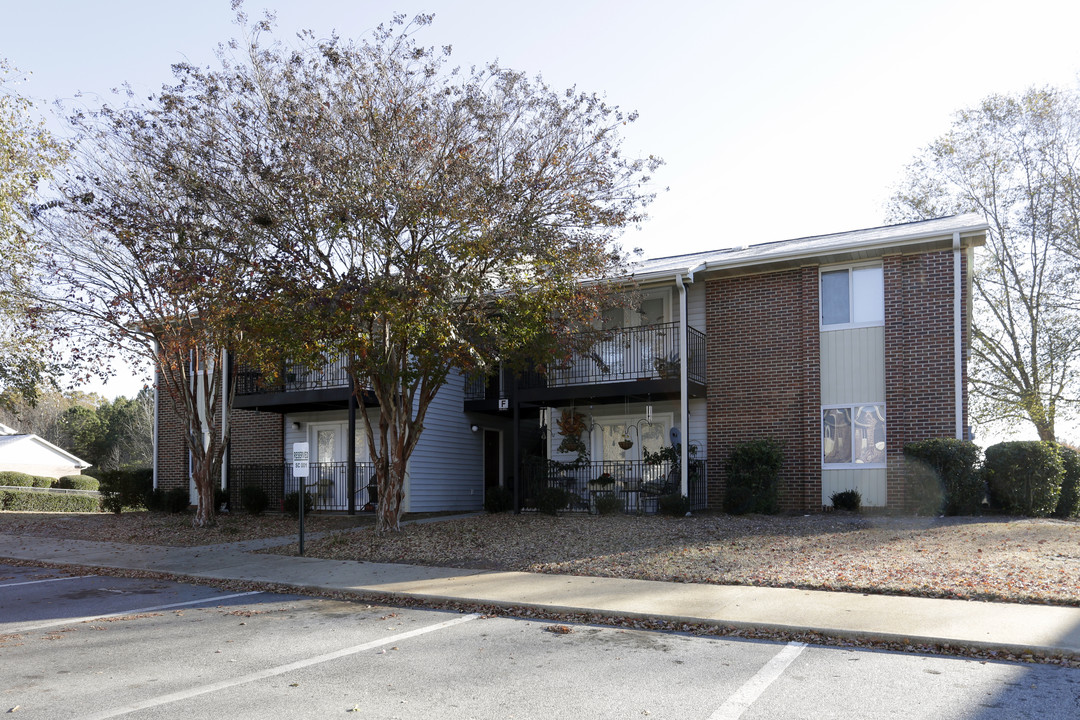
[[519, 456, 707, 514], [229, 462, 377, 512], [235, 353, 353, 396]]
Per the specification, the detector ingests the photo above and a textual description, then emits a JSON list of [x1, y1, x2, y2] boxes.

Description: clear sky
[[4, 0, 1080, 426]]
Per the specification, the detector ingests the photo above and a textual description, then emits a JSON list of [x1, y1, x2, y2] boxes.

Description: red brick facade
[[705, 250, 968, 512], [705, 267, 821, 512], [883, 250, 968, 508], [154, 379, 283, 498]]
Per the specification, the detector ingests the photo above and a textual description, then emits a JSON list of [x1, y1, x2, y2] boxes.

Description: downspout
[[676, 262, 707, 502], [953, 232, 963, 440]]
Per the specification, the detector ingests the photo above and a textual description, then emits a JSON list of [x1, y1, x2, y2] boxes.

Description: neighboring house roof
[[0, 433, 92, 470], [627, 213, 988, 283]]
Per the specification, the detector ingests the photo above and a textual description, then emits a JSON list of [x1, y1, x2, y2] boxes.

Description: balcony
[[233, 353, 363, 413], [466, 322, 707, 407]]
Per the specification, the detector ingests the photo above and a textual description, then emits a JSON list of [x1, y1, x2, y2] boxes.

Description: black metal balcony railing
[[466, 323, 707, 400], [520, 457, 707, 514], [235, 353, 353, 396], [229, 462, 377, 512], [536, 322, 704, 389]]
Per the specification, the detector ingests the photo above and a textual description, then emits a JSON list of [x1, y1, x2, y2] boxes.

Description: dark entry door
[[483, 430, 501, 490]]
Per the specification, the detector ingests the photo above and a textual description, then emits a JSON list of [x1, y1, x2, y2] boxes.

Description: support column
[[348, 375, 357, 515]]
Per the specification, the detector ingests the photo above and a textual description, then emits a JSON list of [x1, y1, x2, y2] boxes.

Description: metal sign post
[[292, 442, 309, 556]]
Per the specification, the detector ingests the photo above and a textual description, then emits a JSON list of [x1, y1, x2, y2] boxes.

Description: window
[[820, 265, 884, 328], [822, 404, 885, 467]]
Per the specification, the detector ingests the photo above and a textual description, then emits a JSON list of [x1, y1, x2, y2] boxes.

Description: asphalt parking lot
[[2, 563, 1079, 719]]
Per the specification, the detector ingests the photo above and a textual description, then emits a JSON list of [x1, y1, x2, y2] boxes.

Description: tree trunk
[[190, 456, 217, 528], [375, 455, 407, 534], [1037, 423, 1056, 443]]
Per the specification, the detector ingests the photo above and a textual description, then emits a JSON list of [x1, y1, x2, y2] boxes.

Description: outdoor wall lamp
[[292, 422, 302, 431], [470, 424, 480, 433]]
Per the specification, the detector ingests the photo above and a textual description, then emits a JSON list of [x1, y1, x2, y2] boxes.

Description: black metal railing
[[229, 462, 377, 512], [519, 456, 707, 514], [235, 353, 353, 396], [524, 322, 706, 390]]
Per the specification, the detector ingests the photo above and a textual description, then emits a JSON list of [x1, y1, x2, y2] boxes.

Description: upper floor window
[[820, 265, 884, 329]]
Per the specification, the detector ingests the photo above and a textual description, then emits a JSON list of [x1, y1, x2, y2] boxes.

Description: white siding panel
[[820, 326, 884, 404], [407, 371, 484, 512], [821, 468, 887, 507], [689, 398, 707, 453], [687, 281, 706, 332]]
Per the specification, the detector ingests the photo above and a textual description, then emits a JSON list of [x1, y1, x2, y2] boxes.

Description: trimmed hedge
[[484, 485, 513, 513], [31, 475, 56, 488], [58, 475, 100, 491], [658, 493, 692, 516], [904, 439, 982, 515], [1055, 446, 1080, 518], [165, 487, 190, 513], [0, 471, 35, 487], [984, 441, 1063, 517], [723, 439, 783, 515], [1, 490, 100, 512]]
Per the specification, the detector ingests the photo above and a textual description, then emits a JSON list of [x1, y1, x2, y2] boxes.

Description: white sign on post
[[292, 442, 309, 478]]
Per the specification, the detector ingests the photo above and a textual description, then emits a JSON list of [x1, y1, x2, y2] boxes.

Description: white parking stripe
[[9, 591, 264, 633], [0, 574, 96, 588], [84, 613, 482, 719], [710, 642, 807, 720]]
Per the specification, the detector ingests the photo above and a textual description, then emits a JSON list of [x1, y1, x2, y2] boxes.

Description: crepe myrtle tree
[[155, 13, 661, 532], [37, 75, 273, 528], [0, 60, 68, 403]]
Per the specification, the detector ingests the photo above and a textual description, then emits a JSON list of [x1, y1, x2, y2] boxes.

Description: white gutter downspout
[[953, 232, 963, 440], [676, 262, 707, 501]]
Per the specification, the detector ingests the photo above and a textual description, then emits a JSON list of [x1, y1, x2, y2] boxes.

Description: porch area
[[520, 457, 708, 514], [228, 462, 378, 513]]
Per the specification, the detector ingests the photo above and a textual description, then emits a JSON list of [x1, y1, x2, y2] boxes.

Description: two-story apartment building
[[153, 213, 986, 514]]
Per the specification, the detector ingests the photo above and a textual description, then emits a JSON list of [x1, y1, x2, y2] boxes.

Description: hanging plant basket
[[618, 439, 634, 450]]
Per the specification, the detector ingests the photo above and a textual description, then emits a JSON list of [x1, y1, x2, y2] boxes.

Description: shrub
[[594, 493, 624, 515], [58, 475, 100, 491], [535, 486, 569, 516], [214, 487, 228, 512], [903, 439, 982, 515], [165, 487, 190, 513], [240, 485, 270, 515], [0, 471, 35, 487], [723, 439, 783, 515], [31, 475, 55, 488], [483, 485, 513, 513], [143, 487, 166, 512], [99, 467, 153, 514], [830, 489, 861, 512], [1, 490, 100, 512], [283, 491, 314, 518], [983, 441, 1063, 517], [658, 493, 691, 516], [1055, 445, 1080, 518]]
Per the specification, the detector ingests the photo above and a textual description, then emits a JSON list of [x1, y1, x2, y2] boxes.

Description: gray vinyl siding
[[823, 468, 887, 507], [820, 326, 884, 404], [820, 326, 886, 506], [687, 281, 706, 332], [406, 371, 484, 512]]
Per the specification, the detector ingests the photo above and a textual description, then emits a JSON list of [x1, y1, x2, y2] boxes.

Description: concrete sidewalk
[[2, 531, 1079, 659]]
